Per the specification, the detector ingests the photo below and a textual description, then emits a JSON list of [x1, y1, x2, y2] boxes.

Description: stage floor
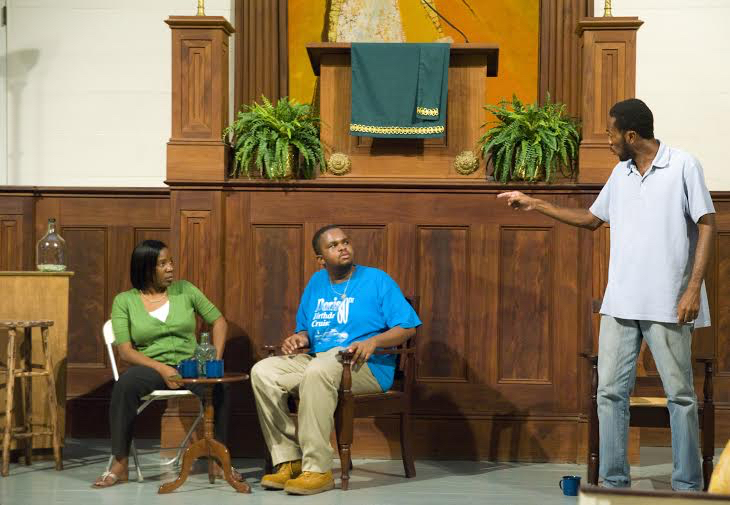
[[0, 440, 720, 505]]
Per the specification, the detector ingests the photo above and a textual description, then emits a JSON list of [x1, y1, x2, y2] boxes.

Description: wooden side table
[[0, 320, 62, 476], [158, 373, 250, 494]]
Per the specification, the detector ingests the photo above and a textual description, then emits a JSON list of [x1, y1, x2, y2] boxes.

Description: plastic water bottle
[[193, 332, 217, 376]]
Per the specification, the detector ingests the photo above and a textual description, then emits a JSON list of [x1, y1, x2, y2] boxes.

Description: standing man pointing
[[498, 98, 715, 490]]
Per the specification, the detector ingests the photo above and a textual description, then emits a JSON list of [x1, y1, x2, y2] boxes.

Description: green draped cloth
[[350, 43, 450, 139]]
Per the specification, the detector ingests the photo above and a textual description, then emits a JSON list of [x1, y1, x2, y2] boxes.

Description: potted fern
[[224, 96, 326, 179], [478, 95, 580, 183]]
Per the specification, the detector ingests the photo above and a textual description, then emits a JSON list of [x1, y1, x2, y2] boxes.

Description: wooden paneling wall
[[3, 185, 730, 460], [0, 188, 172, 437], [0, 195, 34, 271], [166, 183, 730, 461]]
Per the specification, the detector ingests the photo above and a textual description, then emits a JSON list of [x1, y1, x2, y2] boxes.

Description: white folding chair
[[103, 320, 203, 482]]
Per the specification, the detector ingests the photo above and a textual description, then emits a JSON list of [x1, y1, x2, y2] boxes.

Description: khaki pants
[[250, 347, 381, 472]]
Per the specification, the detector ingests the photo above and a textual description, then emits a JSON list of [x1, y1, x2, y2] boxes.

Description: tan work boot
[[261, 460, 302, 490], [284, 470, 335, 495]]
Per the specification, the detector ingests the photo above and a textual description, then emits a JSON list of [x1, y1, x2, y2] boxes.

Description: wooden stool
[[0, 320, 62, 476]]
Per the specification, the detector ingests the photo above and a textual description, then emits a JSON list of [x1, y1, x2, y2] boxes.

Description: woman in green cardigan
[[94, 240, 237, 487]]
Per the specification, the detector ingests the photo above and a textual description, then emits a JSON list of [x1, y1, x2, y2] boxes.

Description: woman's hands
[[156, 363, 182, 389], [117, 342, 182, 389]]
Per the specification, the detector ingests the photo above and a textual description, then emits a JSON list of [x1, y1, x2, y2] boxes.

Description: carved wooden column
[[165, 16, 234, 182], [539, 0, 593, 117], [576, 17, 643, 183], [235, 0, 288, 112]]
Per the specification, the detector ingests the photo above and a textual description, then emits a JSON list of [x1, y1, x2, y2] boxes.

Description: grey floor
[[0, 440, 722, 505]]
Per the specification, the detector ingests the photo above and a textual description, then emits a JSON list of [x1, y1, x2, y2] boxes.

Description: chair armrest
[[580, 352, 598, 364], [592, 299, 602, 313], [373, 348, 415, 356], [337, 348, 415, 359], [338, 349, 355, 362], [695, 357, 714, 364], [261, 345, 310, 357]]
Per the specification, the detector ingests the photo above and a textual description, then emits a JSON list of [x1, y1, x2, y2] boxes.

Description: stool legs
[[41, 326, 62, 471], [1, 324, 63, 476], [21, 327, 32, 466], [2, 328, 17, 477]]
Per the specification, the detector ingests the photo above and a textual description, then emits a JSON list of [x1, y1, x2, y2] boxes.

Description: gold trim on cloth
[[350, 123, 445, 135], [416, 106, 439, 116]]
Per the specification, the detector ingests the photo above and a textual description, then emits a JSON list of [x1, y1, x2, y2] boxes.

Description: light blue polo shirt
[[589, 141, 715, 327]]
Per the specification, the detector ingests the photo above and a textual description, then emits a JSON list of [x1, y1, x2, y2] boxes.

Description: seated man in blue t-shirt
[[251, 225, 421, 495]]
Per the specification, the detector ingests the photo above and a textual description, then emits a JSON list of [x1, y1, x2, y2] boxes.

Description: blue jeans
[[597, 316, 701, 490]]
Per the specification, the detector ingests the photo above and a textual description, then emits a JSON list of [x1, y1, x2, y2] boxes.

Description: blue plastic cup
[[205, 359, 224, 378], [178, 359, 198, 379], [559, 475, 581, 496]]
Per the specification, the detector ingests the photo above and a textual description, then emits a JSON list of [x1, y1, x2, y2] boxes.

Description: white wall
[[4, 0, 234, 187], [4, 2, 729, 188], [595, 0, 730, 190], [1, 0, 7, 185]]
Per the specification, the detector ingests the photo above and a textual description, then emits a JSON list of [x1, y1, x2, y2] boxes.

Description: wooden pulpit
[[307, 43, 499, 179], [0, 272, 72, 453]]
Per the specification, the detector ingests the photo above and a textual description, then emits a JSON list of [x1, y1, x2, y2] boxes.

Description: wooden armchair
[[582, 302, 715, 490], [261, 296, 418, 490]]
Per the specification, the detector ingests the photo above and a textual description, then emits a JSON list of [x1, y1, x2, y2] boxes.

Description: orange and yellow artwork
[[288, 0, 539, 108]]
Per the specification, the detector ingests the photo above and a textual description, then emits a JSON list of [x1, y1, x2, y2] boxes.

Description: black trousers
[[109, 365, 230, 457]]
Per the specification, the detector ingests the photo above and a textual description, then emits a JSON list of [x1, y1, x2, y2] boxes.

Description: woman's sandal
[[92, 471, 128, 488]]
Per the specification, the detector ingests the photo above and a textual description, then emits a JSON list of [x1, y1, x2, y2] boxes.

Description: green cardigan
[[110, 280, 222, 365]]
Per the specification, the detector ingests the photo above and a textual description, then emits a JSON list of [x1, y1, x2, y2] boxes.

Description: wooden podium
[[0, 272, 72, 453], [307, 43, 499, 179]]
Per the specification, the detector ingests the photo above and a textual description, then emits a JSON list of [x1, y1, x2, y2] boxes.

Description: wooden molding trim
[[306, 42, 499, 77], [0, 187, 170, 197], [576, 16, 644, 34], [165, 16, 234, 33], [5, 186, 730, 201]]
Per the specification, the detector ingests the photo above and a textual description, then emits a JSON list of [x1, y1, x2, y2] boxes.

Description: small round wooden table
[[158, 373, 251, 494]]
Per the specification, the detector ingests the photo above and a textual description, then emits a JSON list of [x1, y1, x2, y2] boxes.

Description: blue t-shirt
[[294, 265, 422, 391]]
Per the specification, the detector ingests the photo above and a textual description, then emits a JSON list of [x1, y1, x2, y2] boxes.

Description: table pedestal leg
[[210, 438, 250, 493], [158, 438, 207, 493], [158, 383, 250, 494]]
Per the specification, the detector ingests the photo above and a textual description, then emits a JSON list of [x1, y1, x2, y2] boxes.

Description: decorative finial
[[197, 0, 206, 16], [603, 0, 613, 17]]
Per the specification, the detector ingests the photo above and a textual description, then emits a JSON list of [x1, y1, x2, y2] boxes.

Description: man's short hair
[[609, 98, 654, 139], [311, 224, 342, 255]]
